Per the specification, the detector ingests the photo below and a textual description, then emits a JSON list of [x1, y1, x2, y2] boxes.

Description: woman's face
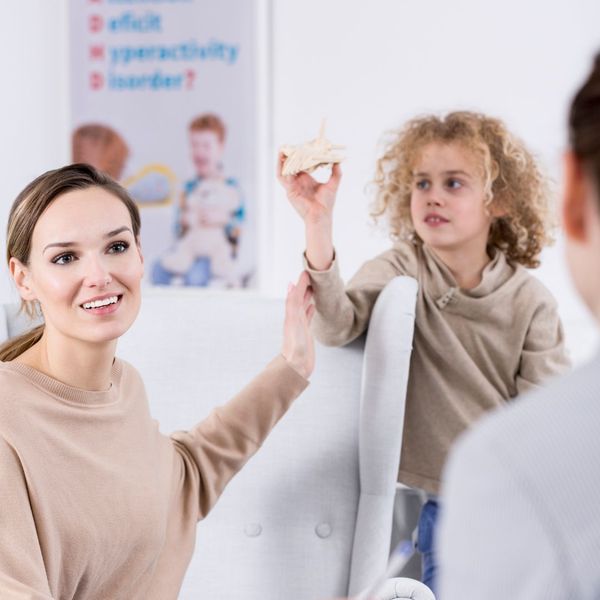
[[15, 187, 144, 347]]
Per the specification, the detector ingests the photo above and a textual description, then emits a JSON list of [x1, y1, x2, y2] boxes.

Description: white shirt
[[438, 351, 600, 599]]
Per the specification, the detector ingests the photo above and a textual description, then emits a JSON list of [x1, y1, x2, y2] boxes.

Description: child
[[158, 113, 244, 287], [277, 111, 571, 594]]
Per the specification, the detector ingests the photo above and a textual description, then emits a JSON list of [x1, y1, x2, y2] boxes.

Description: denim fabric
[[183, 257, 211, 286], [151, 260, 173, 285], [416, 499, 439, 595], [151, 257, 211, 287]]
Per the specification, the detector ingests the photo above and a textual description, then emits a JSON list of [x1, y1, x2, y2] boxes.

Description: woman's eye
[[415, 180, 430, 190], [52, 253, 76, 265], [108, 241, 129, 254], [447, 178, 462, 190]]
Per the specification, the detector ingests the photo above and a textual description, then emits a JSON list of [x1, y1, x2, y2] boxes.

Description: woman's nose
[[83, 258, 112, 288]]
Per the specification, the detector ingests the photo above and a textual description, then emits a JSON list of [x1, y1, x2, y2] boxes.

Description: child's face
[[189, 129, 224, 178], [410, 142, 492, 258]]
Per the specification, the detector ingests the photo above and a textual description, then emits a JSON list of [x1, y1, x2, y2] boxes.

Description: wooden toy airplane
[[280, 120, 345, 176]]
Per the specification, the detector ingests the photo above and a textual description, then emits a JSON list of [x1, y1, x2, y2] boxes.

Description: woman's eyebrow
[[42, 226, 133, 254], [43, 241, 76, 253], [105, 226, 133, 238]]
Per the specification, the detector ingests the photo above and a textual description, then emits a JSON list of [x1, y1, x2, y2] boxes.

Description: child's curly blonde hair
[[371, 111, 554, 268]]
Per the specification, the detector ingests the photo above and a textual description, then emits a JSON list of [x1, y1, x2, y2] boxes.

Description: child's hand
[[277, 152, 341, 227], [281, 271, 315, 379]]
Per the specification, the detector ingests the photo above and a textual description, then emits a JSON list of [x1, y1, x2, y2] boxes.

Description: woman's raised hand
[[281, 271, 315, 379]]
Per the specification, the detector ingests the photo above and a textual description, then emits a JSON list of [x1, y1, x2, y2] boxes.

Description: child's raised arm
[[277, 152, 341, 271]]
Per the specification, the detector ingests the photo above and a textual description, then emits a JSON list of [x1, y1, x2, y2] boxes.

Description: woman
[[0, 163, 314, 599]]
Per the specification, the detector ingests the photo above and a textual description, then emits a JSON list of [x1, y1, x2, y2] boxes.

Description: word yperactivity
[[109, 40, 239, 66]]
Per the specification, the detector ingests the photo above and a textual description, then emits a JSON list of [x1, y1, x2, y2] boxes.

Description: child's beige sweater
[[0, 355, 307, 599], [307, 241, 570, 494]]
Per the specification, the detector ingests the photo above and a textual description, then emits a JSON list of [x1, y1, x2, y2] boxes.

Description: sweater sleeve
[[0, 437, 53, 599], [169, 355, 308, 520], [515, 294, 571, 396], [438, 432, 571, 599], [307, 247, 407, 347]]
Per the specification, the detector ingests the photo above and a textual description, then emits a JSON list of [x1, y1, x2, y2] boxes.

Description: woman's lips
[[80, 294, 123, 315]]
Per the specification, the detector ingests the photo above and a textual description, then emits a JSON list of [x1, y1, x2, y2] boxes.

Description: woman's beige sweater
[[0, 355, 307, 599]]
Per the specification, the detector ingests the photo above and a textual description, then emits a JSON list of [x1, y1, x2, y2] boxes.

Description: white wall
[[0, 0, 599, 363], [0, 0, 70, 303]]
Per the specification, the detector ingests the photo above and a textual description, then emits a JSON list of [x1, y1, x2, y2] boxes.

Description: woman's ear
[[9, 258, 37, 301], [562, 150, 588, 242]]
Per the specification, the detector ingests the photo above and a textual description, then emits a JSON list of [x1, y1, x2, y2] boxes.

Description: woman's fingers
[[306, 303, 315, 324], [293, 270, 310, 297], [303, 285, 313, 308], [291, 272, 314, 313], [282, 271, 315, 379], [286, 275, 313, 327]]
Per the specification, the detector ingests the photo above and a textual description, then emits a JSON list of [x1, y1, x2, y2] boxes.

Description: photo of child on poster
[[152, 114, 246, 288]]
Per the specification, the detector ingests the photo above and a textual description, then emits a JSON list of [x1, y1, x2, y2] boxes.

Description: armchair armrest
[[372, 577, 435, 600]]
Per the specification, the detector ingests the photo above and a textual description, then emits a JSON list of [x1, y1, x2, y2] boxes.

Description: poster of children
[[69, 0, 258, 288]]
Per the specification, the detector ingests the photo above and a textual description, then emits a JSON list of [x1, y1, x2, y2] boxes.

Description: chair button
[[244, 523, 262, 537], [315, 523, 332, 538]]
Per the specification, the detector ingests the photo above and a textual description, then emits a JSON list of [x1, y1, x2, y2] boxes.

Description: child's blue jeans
[[416, 499, 439, 595]]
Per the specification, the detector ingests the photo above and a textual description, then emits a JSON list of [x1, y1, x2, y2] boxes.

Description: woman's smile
[[80, 293, 124, 314]]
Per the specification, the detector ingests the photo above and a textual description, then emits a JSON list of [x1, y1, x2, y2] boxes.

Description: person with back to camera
[[438, 54, 600, 600], [277, 111, 571, 595], [0, 163, 314, 599]]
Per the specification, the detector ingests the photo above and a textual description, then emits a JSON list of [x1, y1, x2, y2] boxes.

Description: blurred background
[[0, 0, 599, 363]]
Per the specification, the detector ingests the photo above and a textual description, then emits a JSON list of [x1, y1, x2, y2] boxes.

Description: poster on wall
[[69, 0, 259, 289]]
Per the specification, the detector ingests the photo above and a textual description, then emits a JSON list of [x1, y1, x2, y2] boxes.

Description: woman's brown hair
[[0, 163, 141, 361]]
